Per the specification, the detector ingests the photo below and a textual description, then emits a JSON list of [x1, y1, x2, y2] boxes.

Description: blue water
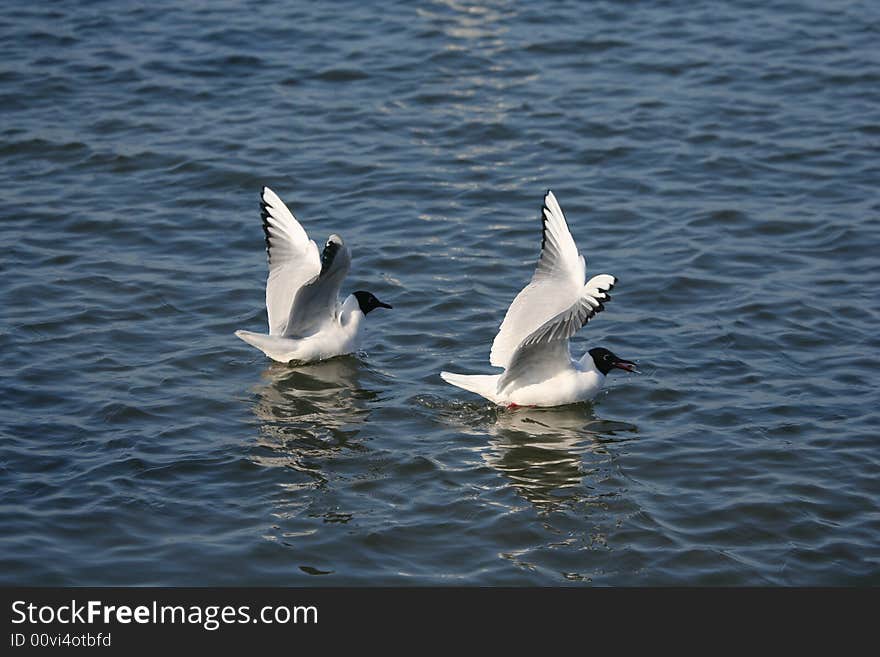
[[2, 0, 879, 585]]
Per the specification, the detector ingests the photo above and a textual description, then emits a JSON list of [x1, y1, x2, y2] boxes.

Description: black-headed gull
[[441, 190, 636, 408], [235, 187, 391, 363]]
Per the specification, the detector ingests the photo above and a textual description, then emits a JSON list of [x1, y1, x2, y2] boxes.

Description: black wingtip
[[540, 197, 550, 251], [260, 188, 273, 257], [319, 238, 341, 276]]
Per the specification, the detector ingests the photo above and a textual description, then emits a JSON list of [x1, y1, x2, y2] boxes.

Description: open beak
[[613, 359, 639, 373]]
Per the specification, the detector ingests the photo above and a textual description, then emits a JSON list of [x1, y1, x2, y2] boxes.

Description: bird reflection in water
[[484, 404, 638, 513], [248, 356, 378, 484], [245, 357, 380, 560]]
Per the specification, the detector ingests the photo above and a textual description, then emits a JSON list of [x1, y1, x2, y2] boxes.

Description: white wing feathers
[[534, 189, 585, 285], [491, 190, 599, 368], [491, 190, 616, 392], [261, 187, 321, 336], [497, 274, 616, 392], [517, 275, 616, 348], [286, 233, 351, 337], [261, 187, 353, 338]]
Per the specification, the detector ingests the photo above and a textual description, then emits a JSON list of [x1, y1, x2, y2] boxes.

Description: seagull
[[440, 190, 636, 408], [235, 187, 392, 363]]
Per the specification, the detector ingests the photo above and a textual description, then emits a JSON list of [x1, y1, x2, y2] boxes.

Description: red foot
[[507, 403, 521, 410]]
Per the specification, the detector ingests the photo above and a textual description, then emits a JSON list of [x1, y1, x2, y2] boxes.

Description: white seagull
[[235, 187, 391, 363], [441, 190, 636, 408]]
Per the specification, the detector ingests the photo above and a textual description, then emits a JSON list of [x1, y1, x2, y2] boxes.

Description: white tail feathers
[[440, 371, 501, 403], [235, 330, 297, 363]]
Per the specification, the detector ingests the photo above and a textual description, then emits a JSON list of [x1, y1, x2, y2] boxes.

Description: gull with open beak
[[441, 190, 637, 408]]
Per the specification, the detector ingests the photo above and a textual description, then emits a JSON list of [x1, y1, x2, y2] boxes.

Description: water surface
[[2, 0, 879, 585]]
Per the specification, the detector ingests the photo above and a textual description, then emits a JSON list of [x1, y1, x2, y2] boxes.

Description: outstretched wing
[[261, 187, 321, 336], [496, 274, 616, 392], [286, 234, 352, 337], [490, 190, 586, 368]]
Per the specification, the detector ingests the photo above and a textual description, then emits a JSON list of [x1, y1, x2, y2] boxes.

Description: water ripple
[[1, 0, 878, 585]]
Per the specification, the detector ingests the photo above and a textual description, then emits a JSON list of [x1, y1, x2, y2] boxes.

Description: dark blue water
[[2, 0, 879, 585]]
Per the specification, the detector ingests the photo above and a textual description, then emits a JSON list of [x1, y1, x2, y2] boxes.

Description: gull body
[[441, 191, 635, 407], [235, 187, 391, 364]]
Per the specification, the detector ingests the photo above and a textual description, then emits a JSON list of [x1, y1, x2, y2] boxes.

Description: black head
[[353, 290, 392, 315], [588, 347, 638, 376]]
